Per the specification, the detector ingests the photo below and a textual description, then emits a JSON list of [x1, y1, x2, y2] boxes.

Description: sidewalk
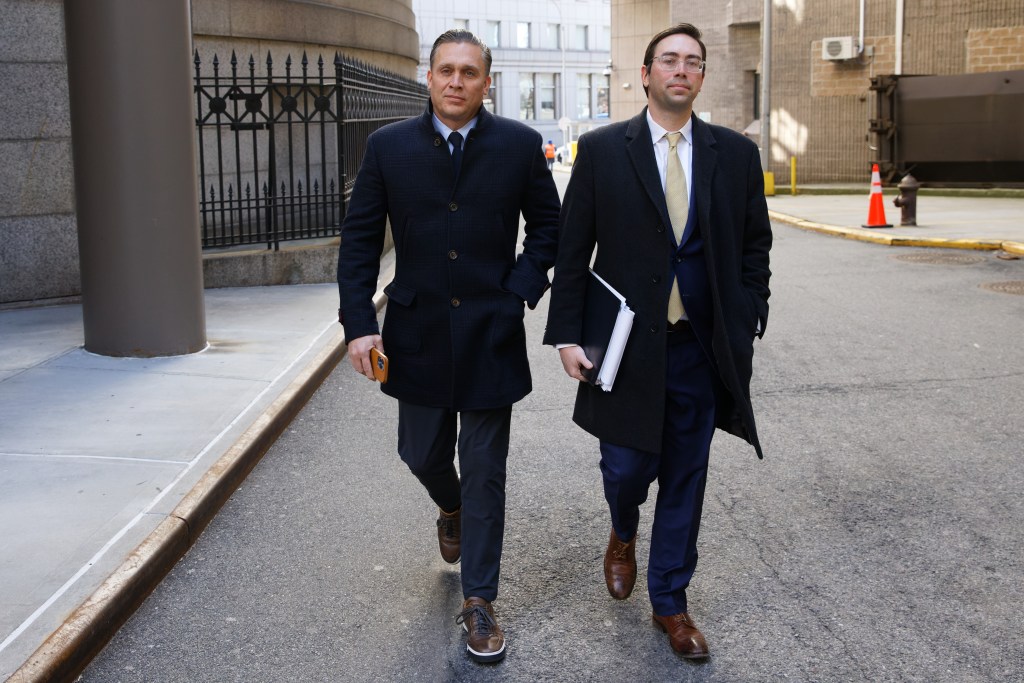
[[766, 191, 1024, 254], [1, 193, 1022, 681], [1, 254, 394, 682]]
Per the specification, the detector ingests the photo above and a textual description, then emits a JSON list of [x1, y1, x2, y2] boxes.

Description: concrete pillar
[[64, 0, 206, 356]]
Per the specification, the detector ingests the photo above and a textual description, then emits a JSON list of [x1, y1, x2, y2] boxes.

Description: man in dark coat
[[544, 24, 772, 658], [336, 30, 559, 663]]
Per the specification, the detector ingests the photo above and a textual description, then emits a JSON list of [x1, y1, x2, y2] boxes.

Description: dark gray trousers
[[397, 401, 512, 602]]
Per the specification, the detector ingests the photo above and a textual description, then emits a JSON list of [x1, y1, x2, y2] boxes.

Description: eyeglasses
[[651, 54, 706, 73]]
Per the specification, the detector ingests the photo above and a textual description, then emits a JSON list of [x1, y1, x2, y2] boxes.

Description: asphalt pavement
[[2, 176, 1023, 681]]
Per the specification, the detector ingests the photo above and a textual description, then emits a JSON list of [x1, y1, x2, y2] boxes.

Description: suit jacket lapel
[[625, 109, 672, 233]]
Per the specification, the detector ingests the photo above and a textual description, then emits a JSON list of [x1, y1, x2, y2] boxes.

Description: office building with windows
[[413, 0, 612, 148]]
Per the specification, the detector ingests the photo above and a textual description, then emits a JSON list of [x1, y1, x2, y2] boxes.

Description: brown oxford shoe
[[652, 612, 710, 659], [603, 528, 637, 599], [456, 597, 506, 663], [436, 507, 461, 564]]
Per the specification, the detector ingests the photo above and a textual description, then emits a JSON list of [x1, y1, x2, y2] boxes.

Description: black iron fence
[[193, 51, 427, 250]]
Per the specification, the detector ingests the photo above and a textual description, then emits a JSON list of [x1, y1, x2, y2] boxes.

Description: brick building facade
[[610, 0, 1024, 183]]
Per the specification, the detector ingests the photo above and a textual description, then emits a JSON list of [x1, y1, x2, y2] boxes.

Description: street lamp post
[[759, 0, 771, 173], [549, 0, 570, 153]]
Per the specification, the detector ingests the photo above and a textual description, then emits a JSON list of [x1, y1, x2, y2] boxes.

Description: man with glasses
[[545, 24, 772, 658]]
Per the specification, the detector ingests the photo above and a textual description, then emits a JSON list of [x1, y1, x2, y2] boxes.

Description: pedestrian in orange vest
[[544, 140, 556, 170]]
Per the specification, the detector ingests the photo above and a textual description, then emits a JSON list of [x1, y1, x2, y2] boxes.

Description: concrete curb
[[7, 270, 394, 683], [769, 210, 1024, 255]]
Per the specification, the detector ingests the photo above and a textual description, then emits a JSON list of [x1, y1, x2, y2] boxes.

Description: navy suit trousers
[[397, 401, 512, 602], [599, 329, 717, 615]]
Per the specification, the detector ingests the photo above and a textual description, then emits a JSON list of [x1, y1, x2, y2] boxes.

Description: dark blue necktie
[[448, 131, 464, 180]]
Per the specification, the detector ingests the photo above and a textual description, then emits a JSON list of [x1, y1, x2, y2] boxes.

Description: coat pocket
[[489, 292, 526, 349], [382, 281, 420, 352], [383, 281, 416, 307]]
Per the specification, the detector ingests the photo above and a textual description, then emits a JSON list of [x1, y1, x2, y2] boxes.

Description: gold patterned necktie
[[665, 132, 688, 322]]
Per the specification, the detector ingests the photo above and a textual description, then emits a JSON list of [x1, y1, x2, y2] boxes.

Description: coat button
[[675, 255, 683, 263], [652, 274, 661, 284], [656, 224, 665, 233], [451, 297, 461, 307], [448, 250, 458, 260], [449, 202, 458, 212], [650, 322, 660, 333], [434, 137, 442, 146]]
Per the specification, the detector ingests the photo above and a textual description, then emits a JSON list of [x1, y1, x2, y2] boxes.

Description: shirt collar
[[646, 110, 692, 146], [433, 113, 478, 140]]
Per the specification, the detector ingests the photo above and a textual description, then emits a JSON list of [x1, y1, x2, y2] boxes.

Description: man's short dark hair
[[430, 29, 493, 76], [642, 24, 707, 96]]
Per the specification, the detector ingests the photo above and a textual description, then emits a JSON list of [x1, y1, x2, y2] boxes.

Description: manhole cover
[[894, 252, 986, 265], [980, 281, 1024, 296]]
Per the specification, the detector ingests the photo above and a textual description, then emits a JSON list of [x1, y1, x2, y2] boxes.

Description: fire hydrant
[[893, 173, 920, 226]]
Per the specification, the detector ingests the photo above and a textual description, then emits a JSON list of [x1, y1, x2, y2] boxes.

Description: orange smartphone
[[370, 347, 389, 383]]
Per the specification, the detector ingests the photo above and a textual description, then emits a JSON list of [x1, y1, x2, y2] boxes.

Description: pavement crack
[[710, 488, 875, 680], [760, 370, 1024, 398]]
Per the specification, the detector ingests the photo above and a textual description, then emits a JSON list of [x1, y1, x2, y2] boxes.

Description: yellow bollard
[[790, 156, 797, 195], [763, 171, 775, 197]]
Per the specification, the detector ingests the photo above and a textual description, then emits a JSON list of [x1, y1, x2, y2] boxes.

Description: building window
[[574, 25, 589, 50], [540, 23, 561, 49], [520, 73, 559, 120], [516, 22, 531, 48], [577, 73, 592, 118], [486, 20, 501, 47], [453, 18, 468, 30], [596, 74, 609, 118], [537, 73, 556, 120], [597, 25, 611, 51], [485, 73, 499, 114], [519, 73, 535, 119]]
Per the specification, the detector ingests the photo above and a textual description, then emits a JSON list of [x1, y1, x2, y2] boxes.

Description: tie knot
[[666, 131, 682, 151], [448, 131, 464, 149]]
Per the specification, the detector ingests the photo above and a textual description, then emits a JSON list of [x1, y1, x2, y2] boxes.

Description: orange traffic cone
[[863, 163, 892, 228]]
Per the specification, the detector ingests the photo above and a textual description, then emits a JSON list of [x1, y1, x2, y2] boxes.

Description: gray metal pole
[[64, 0, 206, 357], [759, 0, 772, 172]]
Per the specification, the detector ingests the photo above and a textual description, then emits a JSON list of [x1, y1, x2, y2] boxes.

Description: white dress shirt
[[433, 113, 478, 152], [646, 110, 693, 203]]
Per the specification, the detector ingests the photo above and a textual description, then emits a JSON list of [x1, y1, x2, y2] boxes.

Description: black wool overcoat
[[338, 104, 560, 410], [544, 109, 772, 457]]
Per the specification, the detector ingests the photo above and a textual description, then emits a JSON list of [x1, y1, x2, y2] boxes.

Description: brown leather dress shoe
[[603, 529, 637, 599], [652, 612, 710, 659], [456, 597, 506, 663], [436, 507, 461, 564]]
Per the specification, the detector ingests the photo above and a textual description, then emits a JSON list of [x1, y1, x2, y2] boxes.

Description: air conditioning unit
[[822, 36, 856, 61]]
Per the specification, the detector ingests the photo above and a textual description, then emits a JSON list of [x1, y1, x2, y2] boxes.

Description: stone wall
[[0, 0, 78, 302]]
